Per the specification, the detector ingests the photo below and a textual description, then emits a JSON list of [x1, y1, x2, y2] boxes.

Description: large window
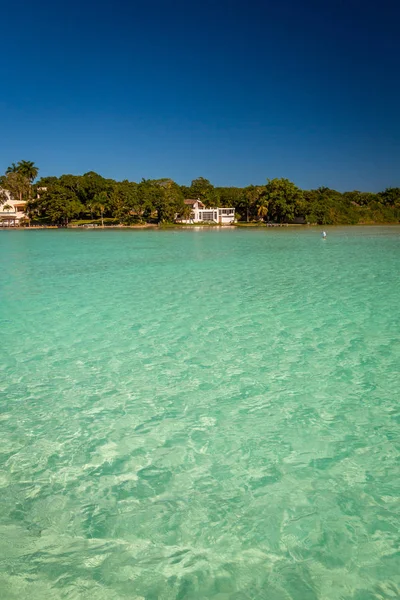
[[200, 211, 216, 221]]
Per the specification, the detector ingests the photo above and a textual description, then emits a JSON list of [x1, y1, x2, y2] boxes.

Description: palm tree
[[2, 172, 29, 203], [6, 163, 19, 174], [16, 161, 39, 202], [17, 161, 39, 183], [0, 203, 14, 227], [257, 203, 269, 221], [93, 191, 109, 227], [87, 201, 94, 221]]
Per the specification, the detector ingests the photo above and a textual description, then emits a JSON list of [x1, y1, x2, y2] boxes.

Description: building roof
[[184, 198, 205, 206]]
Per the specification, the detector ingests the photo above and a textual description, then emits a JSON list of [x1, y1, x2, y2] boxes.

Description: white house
[[180, 199, 235, 224], [0, 189, 26, 226]]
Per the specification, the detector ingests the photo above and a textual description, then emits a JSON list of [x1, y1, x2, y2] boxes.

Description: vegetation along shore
[[1, 161, 399, 227]]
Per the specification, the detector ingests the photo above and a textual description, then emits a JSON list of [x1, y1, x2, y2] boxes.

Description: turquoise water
[[1, 227, 400, 600]]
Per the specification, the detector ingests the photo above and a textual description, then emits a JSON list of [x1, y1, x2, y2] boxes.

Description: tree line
[[1, 162, 399, 225]]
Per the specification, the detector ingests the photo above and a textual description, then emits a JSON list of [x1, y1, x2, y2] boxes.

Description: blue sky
[[0, 0, 399, 191]]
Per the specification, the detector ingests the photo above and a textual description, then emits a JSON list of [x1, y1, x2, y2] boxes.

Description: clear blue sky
[[0, 0, 399, 191]]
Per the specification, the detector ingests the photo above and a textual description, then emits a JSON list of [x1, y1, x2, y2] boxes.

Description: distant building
[[0, 190, 26, 226], [180, 199, 235, 224]]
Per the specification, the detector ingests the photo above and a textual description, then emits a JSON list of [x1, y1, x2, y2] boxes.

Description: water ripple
[[1, 227, 400, 599]]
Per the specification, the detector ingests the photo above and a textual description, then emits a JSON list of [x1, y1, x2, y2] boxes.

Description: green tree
[[17, 160, 39, 183], [3, 161, 39, 204], [379, 188, 400, 206], [302, 188, 336, 224], [204, 187, 221, 208], [6, 163, 19, 174], [1, 171, 30, 203], [180, 184, 191, 198], [78, 172, 112, 208], [266, 178, 303, 223], [153, 179, 185, 222], [189, 177, 213, 200], [110, 181, 140, 224], [342, 190, 380, 207], [93, 191, 110, 227], [217, 187, 243, 211], [18, 161, 39, 202], [240, 186, 268, 222], [28, 183, 83, 225], [137, 179, 158, 221]]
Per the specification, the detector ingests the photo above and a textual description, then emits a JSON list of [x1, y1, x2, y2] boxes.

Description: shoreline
[[1, 222, 400, 231]]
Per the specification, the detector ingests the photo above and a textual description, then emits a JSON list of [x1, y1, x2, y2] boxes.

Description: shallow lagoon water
[[1, 227, 399, 599]]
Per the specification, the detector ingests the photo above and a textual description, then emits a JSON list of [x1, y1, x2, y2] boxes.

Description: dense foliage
[[1, 163, 399, 225]]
